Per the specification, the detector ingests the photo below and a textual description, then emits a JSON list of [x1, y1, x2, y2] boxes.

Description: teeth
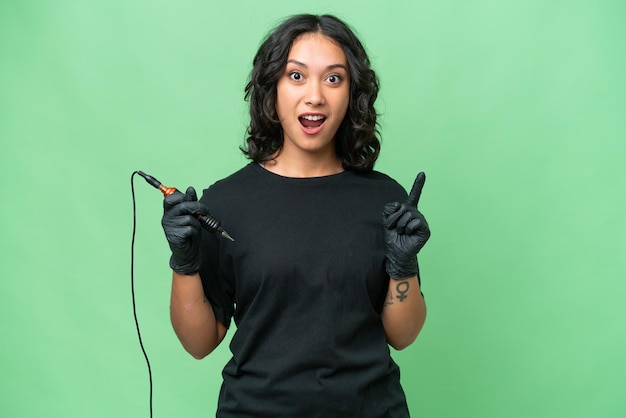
[[301, 115, 325, 121]]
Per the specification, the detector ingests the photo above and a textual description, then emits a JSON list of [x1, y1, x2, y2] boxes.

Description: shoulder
[[352, 169, 399, 183], [343, 169, 408, 202], [350, 169, 406, 190], [201, 163, 260, 198]]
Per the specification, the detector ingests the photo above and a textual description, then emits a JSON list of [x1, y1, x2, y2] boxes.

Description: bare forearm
[[170, 272, 226, 359], [381, 276, 426, 350]]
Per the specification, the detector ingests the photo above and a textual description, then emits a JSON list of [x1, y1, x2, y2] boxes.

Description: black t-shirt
[[198, 163, 411, 417]]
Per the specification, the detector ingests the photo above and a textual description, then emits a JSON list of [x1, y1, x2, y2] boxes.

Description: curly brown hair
[[241, 14, 381, 171]]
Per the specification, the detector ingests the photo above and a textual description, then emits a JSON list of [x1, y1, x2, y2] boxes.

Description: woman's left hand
[[382, 172, 431, 280]]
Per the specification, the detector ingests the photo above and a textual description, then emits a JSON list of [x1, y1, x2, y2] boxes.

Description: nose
[[305, 80, 325, 106]]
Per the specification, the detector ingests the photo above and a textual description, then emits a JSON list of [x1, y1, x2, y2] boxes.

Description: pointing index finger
[[406, 172, 426, 207]]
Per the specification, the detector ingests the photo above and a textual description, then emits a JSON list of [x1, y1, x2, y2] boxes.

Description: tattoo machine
[[137, 170, 234, 242]]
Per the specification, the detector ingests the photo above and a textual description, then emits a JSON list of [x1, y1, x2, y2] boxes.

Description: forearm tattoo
[[384, 280, 411, 305], [384, 290, 394, 306], [395, 281, 409, 301]]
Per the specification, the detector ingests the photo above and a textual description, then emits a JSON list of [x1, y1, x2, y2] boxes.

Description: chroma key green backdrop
[[1, 1, 624, 417]]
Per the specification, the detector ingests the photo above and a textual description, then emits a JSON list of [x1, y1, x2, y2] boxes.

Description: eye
[[289, 71, 303, 81], [326, 74, 343, 85]]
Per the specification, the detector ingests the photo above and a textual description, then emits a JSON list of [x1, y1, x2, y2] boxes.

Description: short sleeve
[[197, 195, 235, 329]]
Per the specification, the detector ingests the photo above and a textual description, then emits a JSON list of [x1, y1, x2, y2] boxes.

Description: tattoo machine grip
[[137, 170, 234, 242]]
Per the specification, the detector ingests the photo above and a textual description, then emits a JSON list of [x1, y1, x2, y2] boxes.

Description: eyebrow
[[286, 59, 348, 72]]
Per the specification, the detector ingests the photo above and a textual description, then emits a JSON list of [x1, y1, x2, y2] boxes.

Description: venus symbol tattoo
[[396, 281, 409, 302]]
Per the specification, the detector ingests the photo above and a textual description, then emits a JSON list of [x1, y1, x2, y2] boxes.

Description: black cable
[[131, 171, 153, 418]]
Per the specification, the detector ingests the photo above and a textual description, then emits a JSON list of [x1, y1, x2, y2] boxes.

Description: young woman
[[161, 14, 431, 417]]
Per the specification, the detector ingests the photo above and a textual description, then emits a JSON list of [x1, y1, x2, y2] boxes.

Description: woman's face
[[275, 32, 350, 163]]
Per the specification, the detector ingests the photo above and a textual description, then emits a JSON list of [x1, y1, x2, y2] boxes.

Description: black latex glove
[[382, 172, 431, 279], [161, 186, 209, 275]]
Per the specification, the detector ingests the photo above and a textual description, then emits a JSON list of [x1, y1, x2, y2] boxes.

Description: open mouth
[[299, 114, 326, 129]]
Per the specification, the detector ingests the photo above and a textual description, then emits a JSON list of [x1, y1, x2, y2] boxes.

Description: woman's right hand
[[161, 186, 209, 275]]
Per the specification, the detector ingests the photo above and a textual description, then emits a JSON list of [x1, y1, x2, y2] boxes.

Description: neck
[[262, 153, 344, 178]]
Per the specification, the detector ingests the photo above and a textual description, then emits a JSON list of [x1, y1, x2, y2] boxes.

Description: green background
[[1, 0, 624, 416]]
